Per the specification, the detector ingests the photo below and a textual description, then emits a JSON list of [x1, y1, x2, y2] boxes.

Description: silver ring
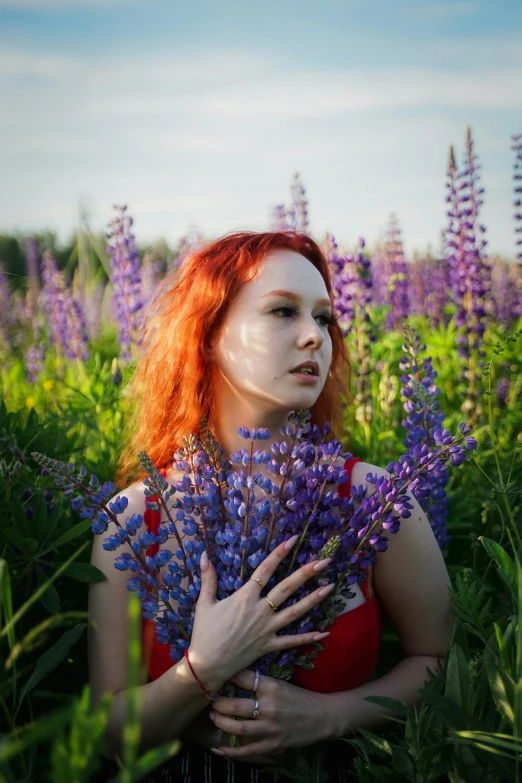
[[251, 699, 260, 719]]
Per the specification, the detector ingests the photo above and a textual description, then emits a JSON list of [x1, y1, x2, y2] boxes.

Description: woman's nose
[[297, 316, 325, 349]]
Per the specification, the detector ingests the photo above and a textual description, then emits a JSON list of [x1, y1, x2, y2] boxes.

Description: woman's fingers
[[266, 556, 332, 607], [267, 628, 331, 652], [270, 582, 336, 630], [211, 696, 257, 719], [247, 535, 299, 592]]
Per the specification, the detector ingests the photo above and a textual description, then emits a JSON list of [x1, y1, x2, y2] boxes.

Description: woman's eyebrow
[[260, 289, 331, 307]]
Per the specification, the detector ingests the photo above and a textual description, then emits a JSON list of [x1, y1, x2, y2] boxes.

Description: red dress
[[142, 457, 382, 692]]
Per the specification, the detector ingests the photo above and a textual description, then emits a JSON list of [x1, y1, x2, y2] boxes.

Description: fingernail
[[318, 583, 335, 597], [284, 534, 299, 551], [200, 551, 209, 571], [312, 632, 331, 640], [313, 557, 332, 572], [210, 748, 226, 756], [209, 711, 215, 721]]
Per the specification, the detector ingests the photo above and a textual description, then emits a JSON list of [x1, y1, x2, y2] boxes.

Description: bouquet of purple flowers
[[32, 410, 476, 680]]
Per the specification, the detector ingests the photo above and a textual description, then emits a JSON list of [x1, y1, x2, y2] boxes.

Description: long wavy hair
[[116, 231, 351, 485]]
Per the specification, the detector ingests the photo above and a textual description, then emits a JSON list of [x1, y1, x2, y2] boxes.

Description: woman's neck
[[210, 378, 293, 465]]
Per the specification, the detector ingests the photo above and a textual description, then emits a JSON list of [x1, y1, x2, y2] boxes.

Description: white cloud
[[409, 1, 481, 20], [0, 49, 79, 78], [0, 43, 519, 256]]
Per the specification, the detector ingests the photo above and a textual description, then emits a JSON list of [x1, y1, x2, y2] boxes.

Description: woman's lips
[[289, 371, 320, 384]]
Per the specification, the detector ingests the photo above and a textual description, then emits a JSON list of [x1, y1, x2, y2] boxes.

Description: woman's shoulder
[[344, 458, 391, 492]]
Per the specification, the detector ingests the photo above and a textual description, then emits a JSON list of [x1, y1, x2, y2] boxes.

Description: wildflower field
[[0, 128, 521, 782]]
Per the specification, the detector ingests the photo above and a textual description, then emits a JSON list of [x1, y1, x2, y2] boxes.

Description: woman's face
[[211, 249, 334, 417]]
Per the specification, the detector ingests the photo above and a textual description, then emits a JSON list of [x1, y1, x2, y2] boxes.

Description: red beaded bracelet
[[184, 649, 221, 701]]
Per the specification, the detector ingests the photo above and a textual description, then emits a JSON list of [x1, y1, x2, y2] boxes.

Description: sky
[[0, 0, 521, 258]]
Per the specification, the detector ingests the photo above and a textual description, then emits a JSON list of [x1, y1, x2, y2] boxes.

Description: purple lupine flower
[[41, 251, 69, 354], [25, 325, 46, 382], [445, 129, 491, 424], [496, 377, 510, 406], [288, 172, 309, 234], [445, 144, 469, 320], [399, 327, 450, 550], [409, 253, 426, 316], [34, 409, 476, 680], [327, 234, 373, 336], [370, 245, 392, 308], [384, 214, 410, 329], [269, 173, 309, 234], [174, 226, 204, 271], [509, 261, 522, 320], [490, 259, 510, 323], [0, 263, 14, 357], [424, 248, 450, 328], [512, 133, 522, 262], [106, 205, 144, 361], [82, 282, 106, 341], [141, 254, 163, 306], [24, 237, 40, 321], [65, 298, 90, 361], [326, 234, 375, 432], [41, 251, 89, 361], [269, 204, 290, 232], [461, 127, 493, 326]]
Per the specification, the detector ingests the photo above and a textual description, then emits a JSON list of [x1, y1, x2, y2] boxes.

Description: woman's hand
[[188, 535, 334, 693], [208, 669, 335, 761]]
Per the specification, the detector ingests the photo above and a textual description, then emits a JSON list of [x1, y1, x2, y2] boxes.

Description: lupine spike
[[32, 408, 476, 677]]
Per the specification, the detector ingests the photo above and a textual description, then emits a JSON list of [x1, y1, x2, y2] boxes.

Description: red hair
[[116, 231, 351, 485]]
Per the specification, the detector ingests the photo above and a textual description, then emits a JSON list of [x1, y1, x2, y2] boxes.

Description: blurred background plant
[[0, 127, 521, 780]]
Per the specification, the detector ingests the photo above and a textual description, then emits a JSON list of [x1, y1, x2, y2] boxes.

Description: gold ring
[[264, 596, 278, 612], [249, 577, 264, 589]]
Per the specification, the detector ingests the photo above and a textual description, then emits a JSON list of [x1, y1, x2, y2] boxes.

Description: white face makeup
[[211, 249, 334, 421]]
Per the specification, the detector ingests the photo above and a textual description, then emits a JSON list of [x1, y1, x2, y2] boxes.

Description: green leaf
[[357, 728, 394, 757], [9, 495, 31, 537], [111, 740, 182, 782], [484, 660, 514, 726], [17, 624, 87, 709], [0, 540, 89, 638], [444, 643, 470, 713], [0, 707, 72, 762], [480, 537, 517, 604], [418, 689, 470, 729], [39, 518, 95, 557], [493, 621, 515, 677], [389, 745, 414, 778], [450, 730, 522, 760], [0, 559, 15, 652], [3, 528, 34, 554], [56, 562, 106, 583], [363, 696, 409, 716], [49, 685, 113, 782], [516, 558, 522, 738], [451, 617, 470, 659], [37, 567, 60, 614]]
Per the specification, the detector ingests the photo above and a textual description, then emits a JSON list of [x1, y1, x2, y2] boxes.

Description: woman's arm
[[325, 460, 452, 737], [210, 461, 453, 760]]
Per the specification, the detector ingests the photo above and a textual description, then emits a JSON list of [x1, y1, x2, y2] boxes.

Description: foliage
[[0, 142, 521, 778]]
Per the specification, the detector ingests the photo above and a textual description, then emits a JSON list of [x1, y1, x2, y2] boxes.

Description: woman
[[89, 231, 453, 781]]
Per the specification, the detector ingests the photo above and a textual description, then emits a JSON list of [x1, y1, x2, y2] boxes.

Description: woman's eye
[[271, 306, 296, 317], [315, 313, 336, 326]]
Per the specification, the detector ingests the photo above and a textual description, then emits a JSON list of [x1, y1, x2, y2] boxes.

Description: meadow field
[[0, 128, 521, 782]]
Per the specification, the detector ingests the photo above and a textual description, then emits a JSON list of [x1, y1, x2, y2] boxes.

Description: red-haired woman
[[89, 232, 452, 781]]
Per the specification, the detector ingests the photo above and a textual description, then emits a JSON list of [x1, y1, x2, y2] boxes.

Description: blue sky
[[0, 0, 520, 257]]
